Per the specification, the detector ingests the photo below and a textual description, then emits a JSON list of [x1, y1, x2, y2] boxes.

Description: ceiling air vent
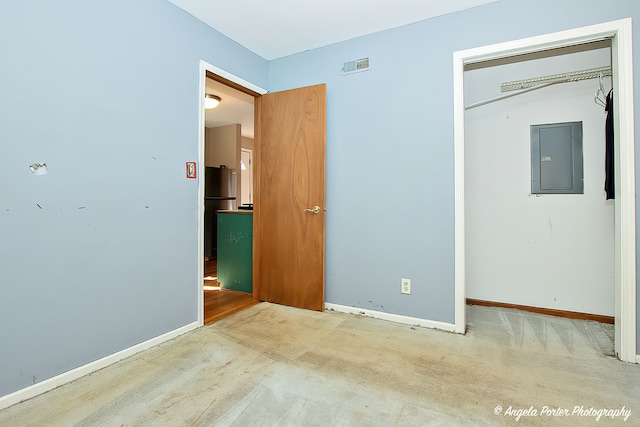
[[342, 57, 371, 75]]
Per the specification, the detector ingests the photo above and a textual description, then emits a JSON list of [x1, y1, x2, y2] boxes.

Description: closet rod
[[465, 82, 556, 110], [501, 65, 611, 92]]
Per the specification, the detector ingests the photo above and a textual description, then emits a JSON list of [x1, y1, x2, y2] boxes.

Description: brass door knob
[[304, 205, 321, 214]]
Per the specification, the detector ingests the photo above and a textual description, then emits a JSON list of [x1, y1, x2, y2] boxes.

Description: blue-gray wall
[[1, 0, 638, 400], [0, 0, 266, 397], [267, 0, 639, 346]]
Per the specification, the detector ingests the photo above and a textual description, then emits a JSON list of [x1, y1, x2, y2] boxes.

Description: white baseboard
[[325, 303, 458, 333], [0, 321, 199, 411]]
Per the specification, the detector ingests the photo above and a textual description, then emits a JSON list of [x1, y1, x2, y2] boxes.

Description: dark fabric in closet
[[605, 89, 614, 200]]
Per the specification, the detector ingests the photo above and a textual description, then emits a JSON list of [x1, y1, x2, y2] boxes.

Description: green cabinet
[[217, 211, 253, 293]]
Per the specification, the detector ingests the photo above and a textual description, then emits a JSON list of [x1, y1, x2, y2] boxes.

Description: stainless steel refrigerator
[[204, 166, 237, 259]]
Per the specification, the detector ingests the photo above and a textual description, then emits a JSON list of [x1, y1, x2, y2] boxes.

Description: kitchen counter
[[217, 211, 253, 293], [218, 210, 253, 214]]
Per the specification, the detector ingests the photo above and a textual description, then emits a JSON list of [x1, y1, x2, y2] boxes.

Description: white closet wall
[[464, 46, 614, 316]]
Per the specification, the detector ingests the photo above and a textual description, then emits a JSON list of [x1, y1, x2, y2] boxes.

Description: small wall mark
[[29, 163, 48, 176]]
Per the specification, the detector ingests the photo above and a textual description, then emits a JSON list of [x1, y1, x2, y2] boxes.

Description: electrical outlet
[[401, 278, 411, 295]]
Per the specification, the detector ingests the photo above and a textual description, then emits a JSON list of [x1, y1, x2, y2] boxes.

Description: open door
[[253, 84, 326, 311]]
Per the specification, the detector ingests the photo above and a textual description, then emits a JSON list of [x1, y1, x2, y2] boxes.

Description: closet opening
[[453, 19, 636, 363]]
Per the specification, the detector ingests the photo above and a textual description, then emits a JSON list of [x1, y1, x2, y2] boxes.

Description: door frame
[[453, 19, 636, 362], [197, 61, 267, 326]]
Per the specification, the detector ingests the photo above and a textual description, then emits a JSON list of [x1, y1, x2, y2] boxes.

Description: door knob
[[304, 205, 321, 214]]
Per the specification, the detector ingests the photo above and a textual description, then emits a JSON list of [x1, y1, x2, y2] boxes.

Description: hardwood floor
[[204, 259, 259, 325]]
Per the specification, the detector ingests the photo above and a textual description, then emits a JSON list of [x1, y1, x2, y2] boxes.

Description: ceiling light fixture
[[204, 94, 221, 109]]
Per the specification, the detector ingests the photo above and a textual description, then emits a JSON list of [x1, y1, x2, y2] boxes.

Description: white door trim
[[453, 19, 636, 362], [197, 61, 267, 326]]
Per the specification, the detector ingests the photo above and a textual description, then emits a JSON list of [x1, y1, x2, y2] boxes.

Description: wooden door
[[253, 84, 326, 311]]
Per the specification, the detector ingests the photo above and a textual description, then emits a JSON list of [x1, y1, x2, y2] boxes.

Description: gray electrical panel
[[531, 121, 583, 194]]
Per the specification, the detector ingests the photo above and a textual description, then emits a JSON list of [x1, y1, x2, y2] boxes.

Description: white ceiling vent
[[342, 57, 371, 75]]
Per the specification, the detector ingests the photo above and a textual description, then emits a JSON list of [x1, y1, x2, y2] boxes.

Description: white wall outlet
[[401, 278, 411, 294]]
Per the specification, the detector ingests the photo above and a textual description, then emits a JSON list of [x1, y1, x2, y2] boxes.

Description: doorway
[[464, 43, 614, 322], [198, 64, 266, 325], [197, 63, 327, 325], [453, 19, 636, 362]]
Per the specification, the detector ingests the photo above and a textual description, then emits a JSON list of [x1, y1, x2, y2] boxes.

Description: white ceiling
[[192, 0, 498, 139], [168, 0, 497, 60]]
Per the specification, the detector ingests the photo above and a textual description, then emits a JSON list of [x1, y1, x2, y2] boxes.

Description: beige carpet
[[0, 303, 638, 426]]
